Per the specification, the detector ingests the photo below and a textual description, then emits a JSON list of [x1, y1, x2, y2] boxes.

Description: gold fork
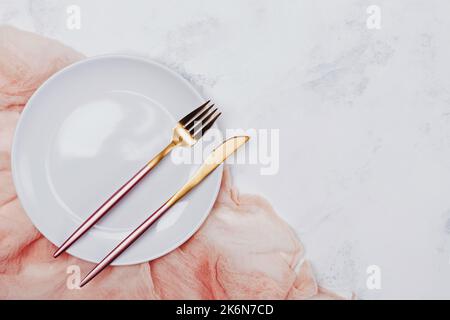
[[53, 100, 221, 258]]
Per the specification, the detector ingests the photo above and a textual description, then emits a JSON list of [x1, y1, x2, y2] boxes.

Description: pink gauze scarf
[[0, 26, 351, 299]]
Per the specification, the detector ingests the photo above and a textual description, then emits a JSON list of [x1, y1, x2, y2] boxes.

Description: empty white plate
[[11, 55, 222, 265]]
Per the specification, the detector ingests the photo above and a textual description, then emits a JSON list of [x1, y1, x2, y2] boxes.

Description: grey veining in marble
[[1, 0, 450, 299]]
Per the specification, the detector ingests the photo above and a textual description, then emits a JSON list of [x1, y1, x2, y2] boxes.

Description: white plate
[[11, 55, 222, 265]]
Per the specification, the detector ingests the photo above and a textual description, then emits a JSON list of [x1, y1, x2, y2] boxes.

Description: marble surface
[[2, 0, 450, 299]]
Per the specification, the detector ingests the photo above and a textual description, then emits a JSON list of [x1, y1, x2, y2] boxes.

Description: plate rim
[[10, 54, 223, 265]]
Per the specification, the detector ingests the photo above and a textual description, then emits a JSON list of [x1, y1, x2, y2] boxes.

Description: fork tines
[[179, 100, 221, 140]]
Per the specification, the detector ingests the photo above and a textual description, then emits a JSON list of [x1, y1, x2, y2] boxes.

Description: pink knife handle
[[53, 164, 153, 257], [80, 201, 171, 287]]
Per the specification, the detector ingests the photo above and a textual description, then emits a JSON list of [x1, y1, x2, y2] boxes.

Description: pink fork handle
[[79, 201, 171, 287], [53, 163, 153, 258]]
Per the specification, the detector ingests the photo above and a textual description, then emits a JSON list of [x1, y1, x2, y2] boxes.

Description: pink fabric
[[0, 26, 345, 299]]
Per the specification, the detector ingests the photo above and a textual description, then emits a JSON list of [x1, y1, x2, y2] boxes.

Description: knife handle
[[79, 200, 171, 287], [79, 165, 205, 287]]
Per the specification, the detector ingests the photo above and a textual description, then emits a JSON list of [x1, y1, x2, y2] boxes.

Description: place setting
[[11, 55, 249, 287]]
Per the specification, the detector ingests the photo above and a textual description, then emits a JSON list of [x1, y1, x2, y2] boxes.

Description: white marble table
[[2, 0, 450, 299]]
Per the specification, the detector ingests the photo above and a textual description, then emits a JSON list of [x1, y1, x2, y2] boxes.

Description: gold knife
[[80, 136, 249, 287]]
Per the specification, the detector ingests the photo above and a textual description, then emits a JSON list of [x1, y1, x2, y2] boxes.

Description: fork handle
[[53, 141, 176, 258]]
